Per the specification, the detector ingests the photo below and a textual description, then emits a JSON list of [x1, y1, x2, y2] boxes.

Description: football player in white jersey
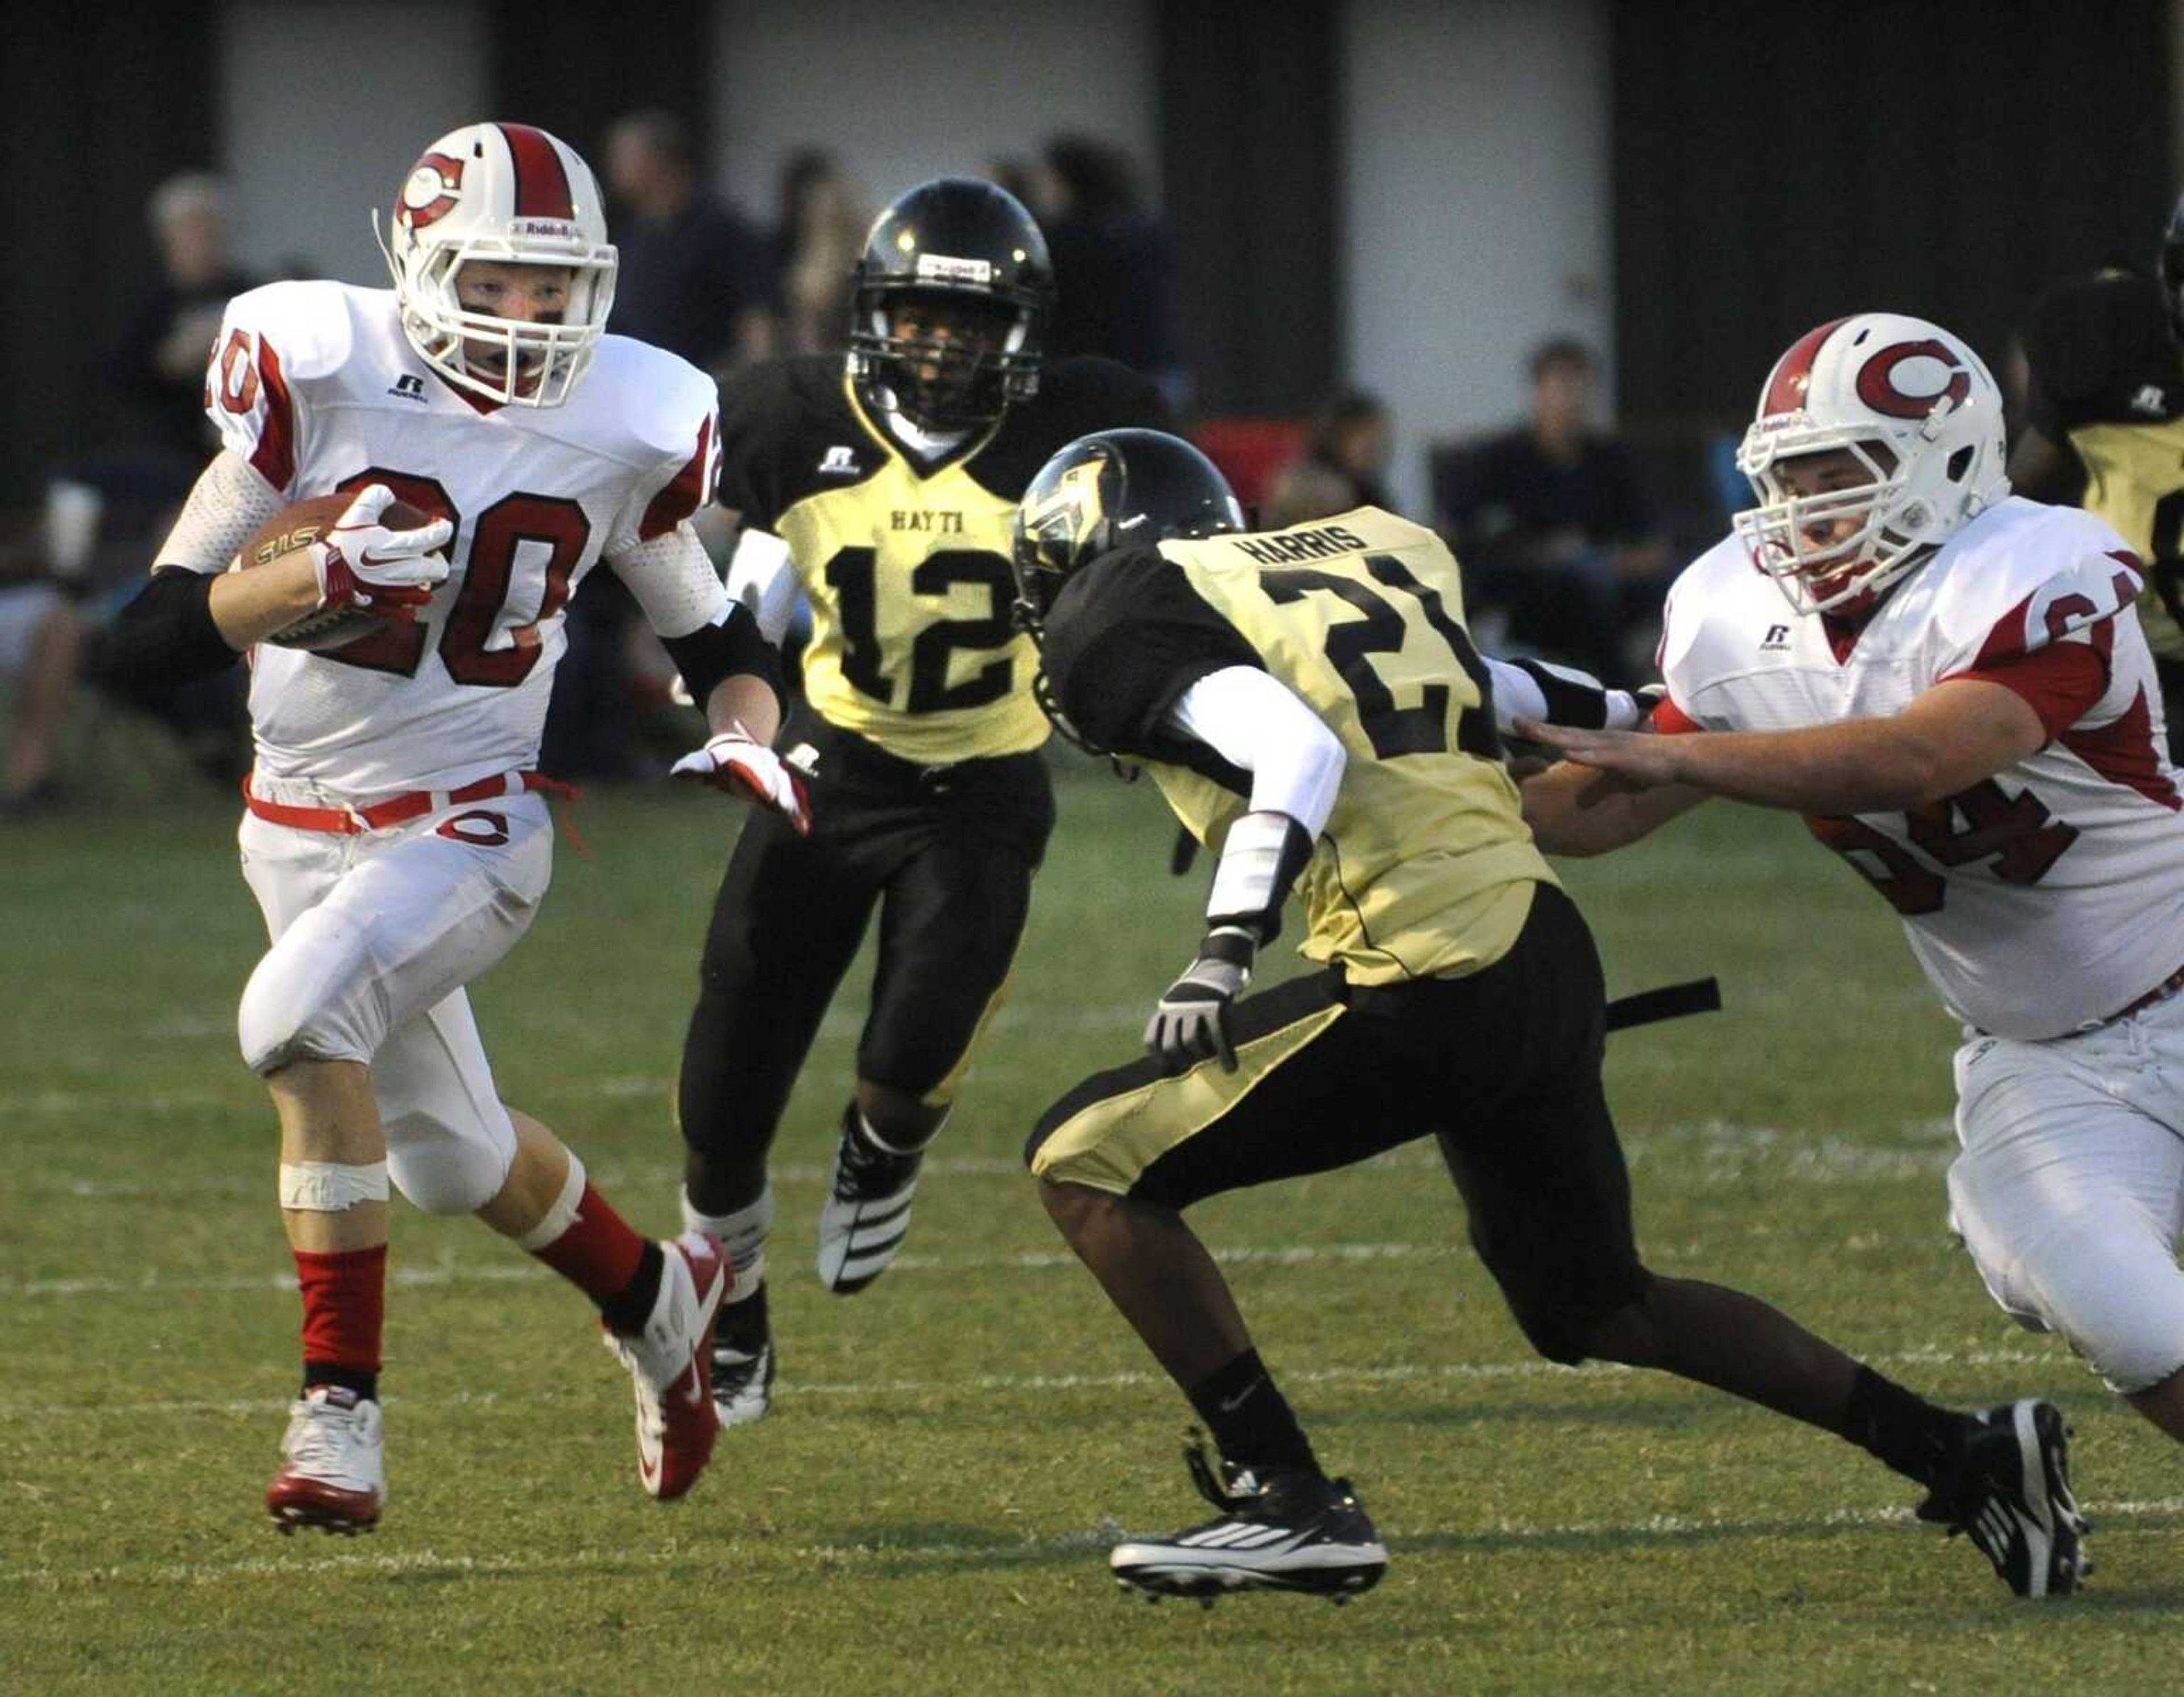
[[107, 122, 806, 1533], [1524, 312, 2184, 1484]]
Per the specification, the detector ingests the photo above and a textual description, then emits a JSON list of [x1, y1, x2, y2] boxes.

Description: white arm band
[[1167, 665, 1346, 837], [610, 522, 731, 640], [725, 526, 798, 645], [156, 449, 286, 574], [1486, 655, 1645, 731]]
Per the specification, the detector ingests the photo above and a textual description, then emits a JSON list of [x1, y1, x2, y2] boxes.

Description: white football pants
[[235, 780, 553, 1214], [1948, 988, 2184, 1394]]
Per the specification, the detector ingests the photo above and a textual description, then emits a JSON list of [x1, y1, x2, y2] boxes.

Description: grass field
[[4, 757, 2182, 1695]]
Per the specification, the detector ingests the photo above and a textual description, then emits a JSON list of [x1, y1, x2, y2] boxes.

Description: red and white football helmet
[[375, 122, 617, 408], [1734, 313, 2009, 615]]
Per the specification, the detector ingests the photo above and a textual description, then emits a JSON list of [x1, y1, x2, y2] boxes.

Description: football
[[237, 492, 436, 651]]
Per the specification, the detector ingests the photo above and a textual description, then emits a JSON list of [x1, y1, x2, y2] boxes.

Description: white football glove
[[311, 483, 452, 620], [671, 725, 813, 835], [1144, 926, 1256, 1074]]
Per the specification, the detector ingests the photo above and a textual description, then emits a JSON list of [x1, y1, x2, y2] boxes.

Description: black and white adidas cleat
[[816, 1109, 924, 1294], [1918, 1399, 2088, 1599], [710, 1280, 776, 1428], [1109, 1433, 1388, 1602]]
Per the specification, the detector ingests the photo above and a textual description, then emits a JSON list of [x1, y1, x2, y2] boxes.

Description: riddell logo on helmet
[[916, 253, 994, 285], [397, 154, 466, 230], [508, 218, 577, 239], [1854, 341, 1971, 420]]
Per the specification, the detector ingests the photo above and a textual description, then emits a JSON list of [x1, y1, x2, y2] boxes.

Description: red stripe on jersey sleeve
[[638, 415, 714, 540], [1944, 634, 2111, 740], [249, 337, 296, 492], [1649, 694, 1704, 735], [2060, 686, 2182, 810]]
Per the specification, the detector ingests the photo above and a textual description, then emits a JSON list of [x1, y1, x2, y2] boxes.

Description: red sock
[[530, 1183, 647, 1305], [294, 1244, 387, 1373]]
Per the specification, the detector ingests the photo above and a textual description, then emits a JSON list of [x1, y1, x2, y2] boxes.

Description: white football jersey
[[1661, 497, 2184, 1041], [201, 281, 718, 793]]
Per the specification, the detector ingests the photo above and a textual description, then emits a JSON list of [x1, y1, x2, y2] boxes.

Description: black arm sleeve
[[1041, 547, 1260, 755], [659, 603, 785, 721], [105, 568, 239, 698]]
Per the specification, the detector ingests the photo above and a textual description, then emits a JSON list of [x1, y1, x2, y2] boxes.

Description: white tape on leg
[[514, 1150, 587, 1252], [278, 1160, 390, 1212]]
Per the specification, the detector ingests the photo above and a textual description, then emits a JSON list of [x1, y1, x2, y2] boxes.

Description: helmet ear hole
[[1946, 445, 1975, 482]]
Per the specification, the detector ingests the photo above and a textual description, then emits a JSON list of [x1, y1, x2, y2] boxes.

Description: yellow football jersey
[[2063, 417, 2184, 660], [1043, 506, 1554, 985], [2021, 268, 2184, 660], [717, 354, 1167, 762]]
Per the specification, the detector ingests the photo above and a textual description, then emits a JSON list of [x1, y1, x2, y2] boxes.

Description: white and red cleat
[[602, 1232, 728, 1501], [266, 1385, 385, 1535]]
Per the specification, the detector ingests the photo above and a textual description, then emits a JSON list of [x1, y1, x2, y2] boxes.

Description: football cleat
[[816, 1110, 924, 1294], [1108, 1433, 1388, 1600], [711, 1280, 776, 1428], [266, 1384, 385, 1536], [602, 1232, 728, 1501], [1917, 1399, 2088, 1598]]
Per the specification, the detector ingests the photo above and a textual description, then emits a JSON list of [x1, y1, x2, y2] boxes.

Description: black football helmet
[[847, 177, 1055, 432], [2161, 193, 2184, 341], [1011, 429, 1246, 641]]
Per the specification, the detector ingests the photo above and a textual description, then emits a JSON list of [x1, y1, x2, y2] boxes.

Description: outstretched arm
[[1518, 678, 2050, 817]]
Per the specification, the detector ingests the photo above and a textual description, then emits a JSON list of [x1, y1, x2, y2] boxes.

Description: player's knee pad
[[383, 1102, 517, 1216], [237, 907, 380, 1075], [2006, 1205, 2184, 1394]]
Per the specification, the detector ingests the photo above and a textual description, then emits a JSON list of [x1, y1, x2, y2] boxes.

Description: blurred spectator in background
[[772, 148, 868, 355], [113, 173, 259, 480], [0, 515, 85, 819], [1040, 135, 1184, 402], [1263, 388, 1396, 528], [604, 110, 776, 376], [1434, 337, 1669, 684], [986, 157, 1050, 225]]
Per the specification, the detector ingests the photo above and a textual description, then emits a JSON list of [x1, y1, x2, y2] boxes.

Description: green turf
[[2, 760, 2178, 1695]]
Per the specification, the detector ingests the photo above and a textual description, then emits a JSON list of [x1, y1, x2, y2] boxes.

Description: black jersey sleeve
[[1045, 356, 1173, 435], [714, 355, 851, 531], [971, 358, 1176, 499], [1040, 546, 1260, 755]]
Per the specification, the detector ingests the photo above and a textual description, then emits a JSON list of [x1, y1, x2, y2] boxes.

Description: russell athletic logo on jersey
[[1761, 623, 1791, 651], [817, 445, 860, 476], [386, 374, 428, 402]]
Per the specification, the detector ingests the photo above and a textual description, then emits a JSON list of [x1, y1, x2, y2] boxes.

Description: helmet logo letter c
[[1854, 341, 1971, 421], [398, 152, 467, 231]]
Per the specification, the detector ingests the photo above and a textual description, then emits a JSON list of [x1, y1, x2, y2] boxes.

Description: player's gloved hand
[[1144, 925, 1256, 1074], [312, 483, 452, 622], [671, 724, 813, 835]]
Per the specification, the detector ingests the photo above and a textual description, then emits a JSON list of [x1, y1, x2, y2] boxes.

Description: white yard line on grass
[[5, 1497, 2179, 1590]]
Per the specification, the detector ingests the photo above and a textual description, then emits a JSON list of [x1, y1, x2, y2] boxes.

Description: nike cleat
[[1109, 1433, 1388, 1601], [1918, 1398, 2088, 1598], [602, 1232, 728, 1500], [266, 1384, 384, 1535]]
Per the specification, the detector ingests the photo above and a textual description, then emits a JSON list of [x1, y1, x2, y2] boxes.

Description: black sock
[[1187, 1348, 1319, 1476], [1842, 1365, 1967, 1488], [719, 1278, 769, 1351], [303, 1362, 378, 1403], [598, 1241, 667, 1336]]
